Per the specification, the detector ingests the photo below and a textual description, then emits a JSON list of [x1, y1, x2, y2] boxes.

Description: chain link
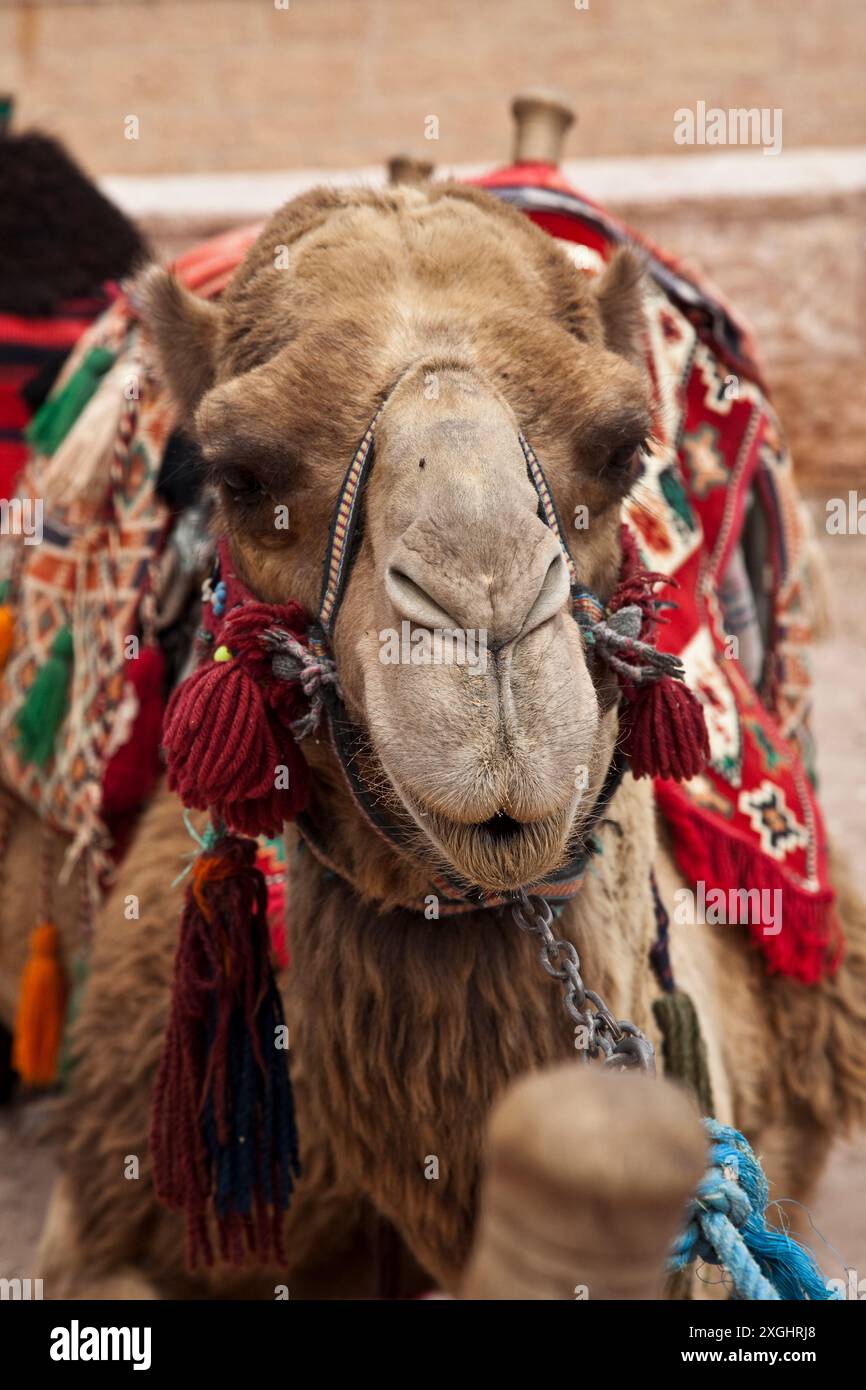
[[512, 888, 656, 1075]]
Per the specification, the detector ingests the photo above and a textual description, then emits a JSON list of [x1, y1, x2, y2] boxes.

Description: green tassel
[[652, 988, 716, 1117], [17, 625, 74, 768], [25, 346, 116, 457], [58, 949, 89, 1089]]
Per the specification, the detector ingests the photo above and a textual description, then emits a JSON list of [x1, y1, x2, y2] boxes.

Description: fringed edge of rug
[[656, 784, 842, 985]]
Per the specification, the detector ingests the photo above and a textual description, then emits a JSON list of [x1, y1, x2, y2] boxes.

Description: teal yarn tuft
[[669, 1120, 843, 1301]]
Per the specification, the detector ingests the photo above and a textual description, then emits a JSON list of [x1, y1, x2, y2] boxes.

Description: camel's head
[[142, 185, 651, 896]]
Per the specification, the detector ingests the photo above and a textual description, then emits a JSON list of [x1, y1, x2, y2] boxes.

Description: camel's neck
[[282, 771, 659, 1285], [286, 771, 659, 1045]]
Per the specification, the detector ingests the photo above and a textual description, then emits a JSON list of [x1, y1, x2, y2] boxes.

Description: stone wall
[[3, 0, 863, 494], [2, 0, 865, 174], [618, 185, 866, 496]]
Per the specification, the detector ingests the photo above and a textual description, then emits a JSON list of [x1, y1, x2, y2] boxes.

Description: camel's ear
[[134, 265, 222, 422], [592, 246, 647, 365]]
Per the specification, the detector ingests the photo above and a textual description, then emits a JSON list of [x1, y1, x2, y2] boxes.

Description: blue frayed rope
[[670, 1120, 842, 1300]]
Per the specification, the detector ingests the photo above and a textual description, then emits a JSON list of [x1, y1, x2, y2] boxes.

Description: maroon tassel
[[609, 523, 675, 638], [164, 660, 283, 812], [162, 600, 309, 837], [622, 674, 710, 781], [150, 833, 299, 1269], [213, 600, 307, 676], [102, 644, 166, 816], [212, 772, 308, 840], [606, 524, 709, 782]]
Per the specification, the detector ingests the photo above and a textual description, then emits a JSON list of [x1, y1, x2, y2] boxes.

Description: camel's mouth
[[404, 794, 577, 895], [474, 811, 525, 844]]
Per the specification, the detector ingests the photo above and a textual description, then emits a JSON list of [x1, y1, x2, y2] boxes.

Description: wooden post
[[387, 155, 435, 186], [510, 88, 575, 166]]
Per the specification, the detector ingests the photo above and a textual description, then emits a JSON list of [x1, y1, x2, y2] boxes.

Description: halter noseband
[[296, 408, 629, 910]]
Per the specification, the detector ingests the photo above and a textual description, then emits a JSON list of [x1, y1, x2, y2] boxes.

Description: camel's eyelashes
[[605, 438, 648, 479], [608, 443, 639, 471], [219, 465, 267, 504]]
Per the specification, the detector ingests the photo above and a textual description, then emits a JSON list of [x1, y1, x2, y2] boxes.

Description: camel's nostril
[[384, 565, 458, 630], [385, 531, 570, 647], [518, 551, 571, 640]]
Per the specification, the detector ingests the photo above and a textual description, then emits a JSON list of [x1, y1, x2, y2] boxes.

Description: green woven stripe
[[25, 344, 116, 456]]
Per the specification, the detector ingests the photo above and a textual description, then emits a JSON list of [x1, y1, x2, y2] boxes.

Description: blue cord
[[669, 1120, 843, 1300]]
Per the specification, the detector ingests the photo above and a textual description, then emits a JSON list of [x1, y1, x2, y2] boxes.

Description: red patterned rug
[[476, 162, 837, 983]]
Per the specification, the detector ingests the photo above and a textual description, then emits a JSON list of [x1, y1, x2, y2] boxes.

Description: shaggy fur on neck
[[42, 773, 659, 1297]]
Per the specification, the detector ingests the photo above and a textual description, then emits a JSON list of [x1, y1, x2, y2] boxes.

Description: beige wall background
[[1, 0, 864, 492], [2, 0, 865, 176]]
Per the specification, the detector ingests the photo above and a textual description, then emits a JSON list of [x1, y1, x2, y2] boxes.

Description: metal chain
[[511, 888, 656, 1075]]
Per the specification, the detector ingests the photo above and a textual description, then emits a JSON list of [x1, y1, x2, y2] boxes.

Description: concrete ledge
[[101, 147, 866, 221]]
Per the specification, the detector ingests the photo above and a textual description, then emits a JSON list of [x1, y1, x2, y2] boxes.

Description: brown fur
[[18, 183, 866, 1296], [46, 770, 658, 1297]]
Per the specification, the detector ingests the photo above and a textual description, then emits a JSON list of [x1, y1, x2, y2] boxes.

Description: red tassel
[[102, 644, 165, 817], [622, 674, 709, 781], [163, 600, 310, 837], [213, 769, 308, 840], [609, 523, 675, 638], [611, 525, 709, 782], [216, 601, 307, 679], [164, 659, 282, 809]]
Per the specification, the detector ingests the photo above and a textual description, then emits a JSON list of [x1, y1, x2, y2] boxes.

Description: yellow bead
[[213, 645, 233, 663]]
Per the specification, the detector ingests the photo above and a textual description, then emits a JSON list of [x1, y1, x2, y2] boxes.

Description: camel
[[12, 163, 860, 1302]]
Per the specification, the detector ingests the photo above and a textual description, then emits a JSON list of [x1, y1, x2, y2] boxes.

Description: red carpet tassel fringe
[[655, 782, 842, 984]]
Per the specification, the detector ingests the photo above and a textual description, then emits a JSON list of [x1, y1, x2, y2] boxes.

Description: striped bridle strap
[[308, 392, 603, 661], [293, 393, 630, 913]]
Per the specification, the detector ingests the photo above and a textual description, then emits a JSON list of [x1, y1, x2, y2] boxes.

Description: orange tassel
[[12, 921, 67, 1087], [0, 603, 14, 670]]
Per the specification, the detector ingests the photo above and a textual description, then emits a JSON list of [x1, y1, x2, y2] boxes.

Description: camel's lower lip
[[405, 796, 574, 894]]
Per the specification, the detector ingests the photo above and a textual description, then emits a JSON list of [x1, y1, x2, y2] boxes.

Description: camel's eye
[[607, 441, 645, 475], [220, 466, 265, 503]]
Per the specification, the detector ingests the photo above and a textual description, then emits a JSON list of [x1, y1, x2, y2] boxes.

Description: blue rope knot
[[669, 1120, 843, 1300]]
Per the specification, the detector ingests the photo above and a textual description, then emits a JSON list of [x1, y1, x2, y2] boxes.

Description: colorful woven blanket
[[0, 295, 172, 885]]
